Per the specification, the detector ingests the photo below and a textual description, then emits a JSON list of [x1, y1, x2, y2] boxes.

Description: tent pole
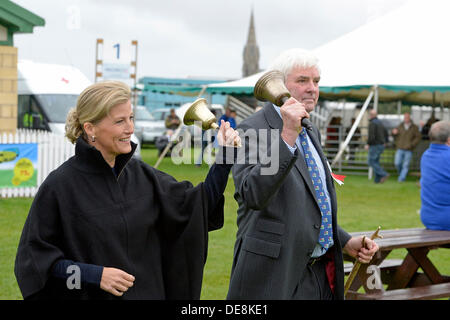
[[397, 100, 402, 114], [374, 85, 379, 112], [331, 88, 375, 167], [197, 85, 207, 98]]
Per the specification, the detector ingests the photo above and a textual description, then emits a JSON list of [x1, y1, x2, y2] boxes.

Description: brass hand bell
[[183, 98, 241, 147], [253, 70, 313, 130], [183, 98, 219, 130]]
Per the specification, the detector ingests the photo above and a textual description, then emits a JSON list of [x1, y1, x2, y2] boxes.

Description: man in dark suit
[[365, 109, 389, 183], [227, 48, 379, 300]]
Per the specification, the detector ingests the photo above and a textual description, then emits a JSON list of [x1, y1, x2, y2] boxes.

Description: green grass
[[1, 145, 448, 300], [0, 198, 32, 300]]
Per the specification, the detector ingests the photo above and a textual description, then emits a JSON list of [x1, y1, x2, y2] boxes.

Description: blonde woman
[[15, 81, 240, 300]]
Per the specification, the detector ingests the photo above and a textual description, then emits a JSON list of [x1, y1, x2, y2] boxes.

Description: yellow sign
[[12, 158, 34, 186], [0, 143, 37, 188]]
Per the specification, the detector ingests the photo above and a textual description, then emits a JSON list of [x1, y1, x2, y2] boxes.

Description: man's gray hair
[[429, 120, 450, 144], [268, 48, 321, 80]]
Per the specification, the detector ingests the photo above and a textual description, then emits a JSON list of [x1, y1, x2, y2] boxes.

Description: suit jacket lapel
[[293, 152, 319, 205]]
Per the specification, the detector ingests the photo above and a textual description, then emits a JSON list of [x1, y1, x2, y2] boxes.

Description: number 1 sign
[[95, 39, 138, 85]]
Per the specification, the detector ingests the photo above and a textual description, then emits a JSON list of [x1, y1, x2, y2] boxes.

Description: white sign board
[[101, 40, 134, 83], [103, 63, 130, 80]]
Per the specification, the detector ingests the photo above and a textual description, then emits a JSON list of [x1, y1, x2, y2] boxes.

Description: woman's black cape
[[14, 138, 224, 299]]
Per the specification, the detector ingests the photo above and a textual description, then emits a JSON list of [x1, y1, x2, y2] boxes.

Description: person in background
[[365, 109, 389, 184], [420, 120, 450, 230], [230, 110, 237, 126], [420, 113, 439, 140], [164, 108, 181, 130], [218, 107, 237, 129], [416, 114, 439, 170], [14, 81, 241, 300], [155, 129, 173, 156], [391, 112, 421, 182]]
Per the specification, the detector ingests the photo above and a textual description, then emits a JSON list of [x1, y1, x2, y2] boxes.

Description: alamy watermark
[[365, 265, 383, 290], [66, 5, 81, 30], [66, 265, 81, 290], [64, 262, 383, 292], [170, 122, 282, 175]]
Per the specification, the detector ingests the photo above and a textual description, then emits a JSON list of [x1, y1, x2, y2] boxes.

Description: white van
[[17, 60, 141, 158]]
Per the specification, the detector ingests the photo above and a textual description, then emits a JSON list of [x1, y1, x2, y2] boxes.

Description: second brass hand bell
[[183, 98, 241, 147], [254, 70, 313, 130]]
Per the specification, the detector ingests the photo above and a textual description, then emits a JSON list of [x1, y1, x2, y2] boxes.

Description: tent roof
[[314, 0, 450, 104], [142, 84, 202, 97], [205, 71, 264, 95], [202, 0, 450, 105]]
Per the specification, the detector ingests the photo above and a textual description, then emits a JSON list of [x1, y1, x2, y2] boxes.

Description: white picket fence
[[0, 129, 75, 198]]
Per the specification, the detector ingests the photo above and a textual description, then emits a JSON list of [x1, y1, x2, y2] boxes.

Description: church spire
[[242, 8, 260, 77]]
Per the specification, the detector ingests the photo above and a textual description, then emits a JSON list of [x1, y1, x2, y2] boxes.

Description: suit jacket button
[[314, 224, 320, 229]]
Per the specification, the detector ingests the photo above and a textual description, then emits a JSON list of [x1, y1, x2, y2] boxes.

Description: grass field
[[1, 146, 448, 300]]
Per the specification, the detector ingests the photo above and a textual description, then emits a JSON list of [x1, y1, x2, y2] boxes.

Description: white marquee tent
[[314, 0, 450, 105], [205, 0, 450, 106]]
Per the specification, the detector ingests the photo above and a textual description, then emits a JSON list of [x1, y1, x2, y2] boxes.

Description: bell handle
[[280, 96, 313, 131]]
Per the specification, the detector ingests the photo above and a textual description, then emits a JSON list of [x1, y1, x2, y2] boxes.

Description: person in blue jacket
[[218, 107, 236, 129], [420, 120, 450, 230]]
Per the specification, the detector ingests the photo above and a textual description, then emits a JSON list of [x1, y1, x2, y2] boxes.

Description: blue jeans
[[394, 149, 412, 182], [368, 144, 388, 183]]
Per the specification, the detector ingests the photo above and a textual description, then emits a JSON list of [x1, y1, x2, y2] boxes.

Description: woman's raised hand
[[216, 120, 241, 147]]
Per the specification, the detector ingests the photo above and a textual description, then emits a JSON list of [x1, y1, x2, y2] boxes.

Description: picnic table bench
[[344, 228, 450, 300]]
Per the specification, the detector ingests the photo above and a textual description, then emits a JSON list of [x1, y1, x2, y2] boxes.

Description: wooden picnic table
[[344, 228, 450, 300]]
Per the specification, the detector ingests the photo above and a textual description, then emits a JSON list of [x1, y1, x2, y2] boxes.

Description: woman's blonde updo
[[65, 81, 132, 144]]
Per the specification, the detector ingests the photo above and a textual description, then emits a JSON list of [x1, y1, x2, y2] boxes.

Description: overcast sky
[[13, 0, 409, 82]]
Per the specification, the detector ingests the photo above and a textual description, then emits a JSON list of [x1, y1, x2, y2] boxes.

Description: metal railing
[[323, 125, 427, 176]]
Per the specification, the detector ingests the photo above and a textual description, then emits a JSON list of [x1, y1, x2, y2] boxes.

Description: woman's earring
[[91, 136, 96, 142]]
